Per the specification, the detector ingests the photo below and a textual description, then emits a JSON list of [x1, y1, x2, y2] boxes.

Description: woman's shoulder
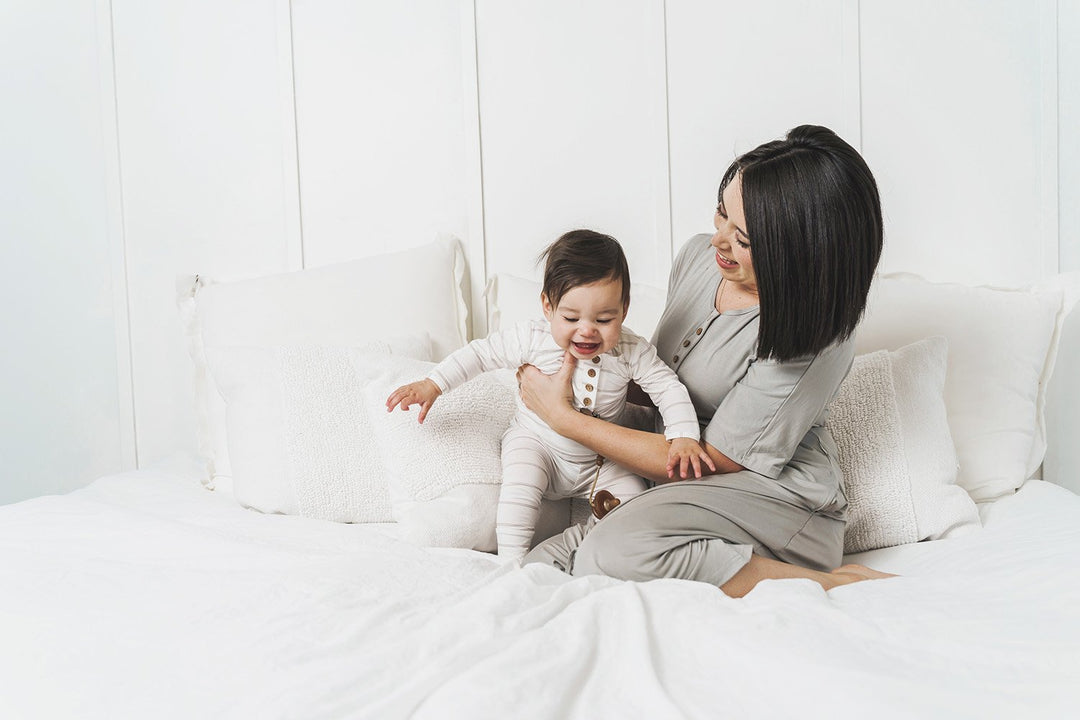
[[674, 233, 713, 264], [668, 234, 714, 282]]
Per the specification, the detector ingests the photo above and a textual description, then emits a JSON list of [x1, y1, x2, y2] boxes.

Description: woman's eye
[[736, 239, 750, 250]]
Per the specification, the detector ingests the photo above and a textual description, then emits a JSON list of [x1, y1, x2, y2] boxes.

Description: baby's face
[[542, 278, 627, 360]]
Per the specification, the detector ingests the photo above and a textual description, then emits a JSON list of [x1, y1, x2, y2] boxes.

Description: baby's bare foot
[[829, 563, 897, 587]]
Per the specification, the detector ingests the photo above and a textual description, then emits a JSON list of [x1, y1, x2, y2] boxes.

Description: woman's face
[[711, 175, 757, 294]]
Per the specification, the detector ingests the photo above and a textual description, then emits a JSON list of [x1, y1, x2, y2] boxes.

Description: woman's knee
[[570, 511, 652, 580]]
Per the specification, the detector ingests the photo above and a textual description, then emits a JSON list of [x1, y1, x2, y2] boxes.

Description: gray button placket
[[671, 312, 716, 370]]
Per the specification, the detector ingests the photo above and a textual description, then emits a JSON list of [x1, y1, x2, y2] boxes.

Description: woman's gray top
[[651, 233, 853, 515]]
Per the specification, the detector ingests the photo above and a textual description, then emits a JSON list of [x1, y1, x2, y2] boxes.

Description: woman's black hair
[[720, 125, 883, 361], [539, 229, 631, 310]]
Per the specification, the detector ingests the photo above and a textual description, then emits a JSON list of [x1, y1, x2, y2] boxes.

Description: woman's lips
[[716, 251, 738, 269]]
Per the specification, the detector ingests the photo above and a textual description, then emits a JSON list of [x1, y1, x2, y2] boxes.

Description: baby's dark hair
[[539, 229, 631, 310]]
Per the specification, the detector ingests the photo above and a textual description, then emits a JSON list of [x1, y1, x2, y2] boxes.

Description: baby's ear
[[622, 299, 630, 319], [541, 293, 555, 319]]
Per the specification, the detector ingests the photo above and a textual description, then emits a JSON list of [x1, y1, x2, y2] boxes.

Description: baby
[[386, 229, 711, 562]]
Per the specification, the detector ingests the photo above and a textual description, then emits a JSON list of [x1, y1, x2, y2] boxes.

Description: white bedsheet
[[2, 459, 1078, 719]]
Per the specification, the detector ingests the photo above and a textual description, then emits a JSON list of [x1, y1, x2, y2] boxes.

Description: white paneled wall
[[1060, 0, 1080, 273], [290, 0, 474, 268], [1, 1, 128, 501], [667, 0, 857, 253], [111, 0, 298, 464], [861, 0, 1055, 286], [1044, 0, 1080, 492], [2, 0, 1077, 503], [476, 0, 672, 290]]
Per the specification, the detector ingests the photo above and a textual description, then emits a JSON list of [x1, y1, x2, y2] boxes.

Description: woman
[[519, 125, 893, 596]]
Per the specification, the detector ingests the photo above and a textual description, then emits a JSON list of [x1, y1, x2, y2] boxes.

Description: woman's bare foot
[[828, 563, 897, 588]]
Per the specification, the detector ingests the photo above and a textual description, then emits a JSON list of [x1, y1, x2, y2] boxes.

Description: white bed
[[2, 459, 1078, 719], [4, 238, 1079, 719]]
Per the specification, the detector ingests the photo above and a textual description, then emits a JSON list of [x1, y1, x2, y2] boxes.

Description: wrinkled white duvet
[[2, 460, 1078, 720]]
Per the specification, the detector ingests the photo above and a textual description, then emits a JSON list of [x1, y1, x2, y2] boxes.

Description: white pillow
[[208, 344, 520, 550], [827, 337, 980, 554], [205, 346, 423, 520], [177, 236, 469, 492], [485, 273, 668, 340], [363, 356, 517, 552], [855, 272, 1074, 502]]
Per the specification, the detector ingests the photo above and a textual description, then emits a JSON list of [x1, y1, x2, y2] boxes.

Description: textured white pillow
[[855, 273, 1073, 502], [363, 356, 517, 552], [485, 273, 668, 340], [177, 236, 468, 491], [827, 337, 980, 554], [206, 346, 429, 520]]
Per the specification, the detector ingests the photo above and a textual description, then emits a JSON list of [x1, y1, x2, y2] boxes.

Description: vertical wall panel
[[1060, 0, 1080, 274], [0, 1, 125, 503], [476, 0, 672, 291], [861, 0, 1046, 286], [667, 0, 853, 251], [97, 0, 138, 476], [1045, 1, 1080, 493], [113, 0, 295, 464], [290, 0, 473, 269]]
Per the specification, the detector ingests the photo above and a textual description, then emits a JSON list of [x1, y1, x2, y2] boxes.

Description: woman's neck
[[715, 278, 759, 313]]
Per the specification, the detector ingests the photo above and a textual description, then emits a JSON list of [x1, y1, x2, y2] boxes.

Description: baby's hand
[[666, 438, 717, 480], [385, 379, 442, 424]]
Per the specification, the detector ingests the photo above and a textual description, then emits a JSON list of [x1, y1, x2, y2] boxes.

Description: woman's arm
[[517, 353, 745, 483]]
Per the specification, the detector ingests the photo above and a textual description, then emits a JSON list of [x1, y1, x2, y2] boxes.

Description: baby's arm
[[385, 379, 442, 424], [666, 437, 715, 480], [426, 322, 534, 390], [387, 323, 535, 424]]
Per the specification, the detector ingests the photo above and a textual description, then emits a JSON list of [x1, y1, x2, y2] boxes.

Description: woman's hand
[[666, 438, 717, 480], [516, 351, 577, 432]]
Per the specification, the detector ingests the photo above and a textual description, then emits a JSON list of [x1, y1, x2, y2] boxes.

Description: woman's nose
[[712, 224, 733, 248]]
